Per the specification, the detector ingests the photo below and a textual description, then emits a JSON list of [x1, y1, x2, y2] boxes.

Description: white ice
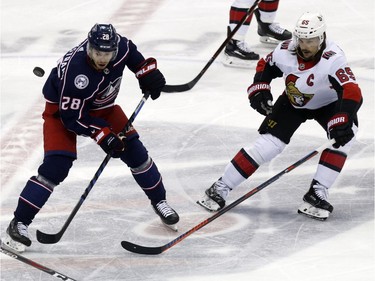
[[1, 0, 374, 280]]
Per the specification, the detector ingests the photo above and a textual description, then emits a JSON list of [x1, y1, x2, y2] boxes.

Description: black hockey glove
[[92, 127, 125, 158], [327, 113, 354, 148], [247, 82, 273, 116], [136, 58, 166, 100]]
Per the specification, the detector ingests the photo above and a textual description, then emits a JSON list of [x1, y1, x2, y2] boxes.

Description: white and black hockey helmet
[[294, 12, 326, 46]]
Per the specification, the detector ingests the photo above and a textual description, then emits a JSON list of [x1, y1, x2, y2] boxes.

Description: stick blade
[[36, 229, 62, 244], [121, 241, 164, 255], [162, 83, 192, 93], [162, 76, 200, 93]]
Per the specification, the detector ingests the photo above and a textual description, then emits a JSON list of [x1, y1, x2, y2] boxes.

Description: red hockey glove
[[136, 58, 166, 100], [327, 113, 354, 148], [247, 82, 273, 116], [92, 127, 125, 157]]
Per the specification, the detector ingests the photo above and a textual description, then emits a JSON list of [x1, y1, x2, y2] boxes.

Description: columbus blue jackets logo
[[285, 74, 314, 107], [93, 77, 122, 107], [74, 74, 89, 89]]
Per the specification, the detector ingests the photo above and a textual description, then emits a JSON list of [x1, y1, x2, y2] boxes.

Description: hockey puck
[[33, 66, 45, 77]]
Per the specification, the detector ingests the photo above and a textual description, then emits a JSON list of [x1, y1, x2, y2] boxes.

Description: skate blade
[[222, 54, 258, 69], [1, 236, 27, 253], [196, 195, 221, 212], [162, 222, 178, 232], [298, 203, 329, 221], [259, 36, 281, 45]]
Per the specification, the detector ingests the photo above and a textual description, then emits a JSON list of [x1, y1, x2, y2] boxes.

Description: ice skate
[[197, 178, 232, 212], [223, 52, 259, 68], [223, 27, 259, 68], [3, 218, 31, 252], [298, 180, 333, 221], [152, 200, 179, 231], [254, 8, 292, 44]]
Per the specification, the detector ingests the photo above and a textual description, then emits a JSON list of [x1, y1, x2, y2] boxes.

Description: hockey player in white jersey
[[199, 12, 363, 220]]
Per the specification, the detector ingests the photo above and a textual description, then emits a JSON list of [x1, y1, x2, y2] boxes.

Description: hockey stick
[[1, 240, 77, 280], [121, 140, 334, 255], [162, 0, 261, 93], [36, 93, 150, 244]]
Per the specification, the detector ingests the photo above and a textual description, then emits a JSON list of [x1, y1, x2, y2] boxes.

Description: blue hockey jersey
[[42, 35, 145, 137]]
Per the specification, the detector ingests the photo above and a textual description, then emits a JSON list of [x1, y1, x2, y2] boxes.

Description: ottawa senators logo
[[285, 74, 314, 107]]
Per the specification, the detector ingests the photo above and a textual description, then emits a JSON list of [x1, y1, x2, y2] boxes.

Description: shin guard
[[14, 176, 55, 225], [131, 157, 166, 203]]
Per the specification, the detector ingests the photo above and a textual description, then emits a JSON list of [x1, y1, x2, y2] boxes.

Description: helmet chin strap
[[296, 39, 326, 62], [296, 47, 320, 61], [86, 55, 107, 71], [86, 42, 118, 62], [295, 34, 326, 61]]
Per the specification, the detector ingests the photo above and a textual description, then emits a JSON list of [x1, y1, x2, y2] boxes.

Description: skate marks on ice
[[132, 211, 251, 240], [119, 121, 373, 272], [0, 121, 373, 281]]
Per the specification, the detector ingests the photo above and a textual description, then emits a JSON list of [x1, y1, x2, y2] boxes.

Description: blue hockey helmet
[[87, 23, 119, 52]]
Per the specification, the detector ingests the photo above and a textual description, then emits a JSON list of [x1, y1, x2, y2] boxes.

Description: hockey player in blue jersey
[[3, 23, 179, 252]]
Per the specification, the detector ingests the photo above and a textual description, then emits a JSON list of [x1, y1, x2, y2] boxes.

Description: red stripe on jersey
[[319, 149, 347, 172], [230, 7, 253, 25], [256, 58, 267, 73], [343, 82, 362, 103], [231, 149, 259, 179], [258, 0, 279, 12]]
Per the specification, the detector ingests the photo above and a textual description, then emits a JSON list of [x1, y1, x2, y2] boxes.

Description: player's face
[[297, 37, 321, 60], [89, 49, 114, 70]]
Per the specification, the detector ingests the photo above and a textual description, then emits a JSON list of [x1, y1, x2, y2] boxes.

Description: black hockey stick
[[1, 240, 77, 280], [36, 93, 150, 244], [121, 140, 334, 255], [162, 0, 261, 93]]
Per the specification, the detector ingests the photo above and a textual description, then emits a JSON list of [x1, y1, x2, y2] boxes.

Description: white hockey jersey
[[267, 40, 358, 110]]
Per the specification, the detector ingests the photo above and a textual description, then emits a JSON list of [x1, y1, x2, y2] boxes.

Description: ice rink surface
[[1, 0, 374, 280]]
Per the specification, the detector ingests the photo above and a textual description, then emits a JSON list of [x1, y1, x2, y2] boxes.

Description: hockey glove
[[136, 58, 166, 100], [247, 82, 273, 116], [92, 127, 125, 158], [327, 113, 354, 148]]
